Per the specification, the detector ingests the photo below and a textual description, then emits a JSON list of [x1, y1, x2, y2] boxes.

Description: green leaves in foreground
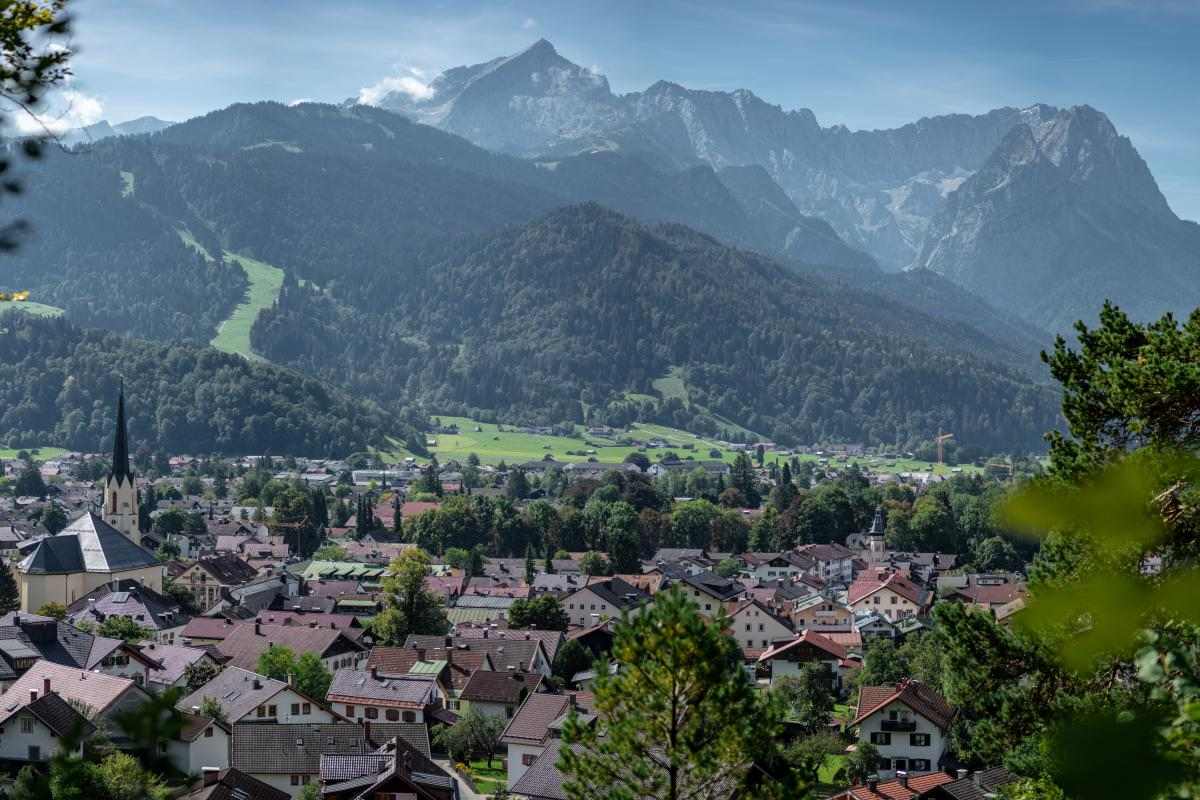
[[1004, 450, 1200, 672]]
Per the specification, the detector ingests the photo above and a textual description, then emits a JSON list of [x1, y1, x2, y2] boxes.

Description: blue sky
[[55, 0, 1200, 220]]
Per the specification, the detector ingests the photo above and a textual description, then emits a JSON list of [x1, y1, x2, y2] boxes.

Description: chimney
[[896, 771, 908, 789], [252, 678, 262, 690], [29, 690, 37, 703], [416, 648, 425, 662], [482, 629, 488, 639], [973, 772, 983, 788], [370, 666, 379, 680], [444, 635, 453, 647], [287, 673, 295, 687], [224, 617, 232, 625], [42, 677, 50, 697], [255, 621, 262, 636], [957, 769, 969, 781], [866, 777, 879, 791], [201, 767, 220, 787], [566, 694, 576, 709]]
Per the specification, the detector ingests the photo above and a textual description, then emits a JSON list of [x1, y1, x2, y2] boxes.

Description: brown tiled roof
[[404, 635, 546, 673], [177, 667, 291, 723], [835, 771, 955, 800], [181, 616, 238, 640], [758, 630, 847, 662], [453, 627, 564, 661], [952, 582, 1026, 607], [232, 723, 369, 774], [460, 670, 541, 705], [501, 691, 594, 745], [848, 570, 927, 606], [852, 679, 955, 730], [0, 660, 142, 719], [327, 670, 438, 708], [217, 623, 364, 670], [194, 554, 259, 586], [511, 739, 573, 799], [367, 645, 492, 692]]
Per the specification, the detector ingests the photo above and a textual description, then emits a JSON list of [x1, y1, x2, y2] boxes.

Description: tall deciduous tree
[[372, 548, 449, 645]]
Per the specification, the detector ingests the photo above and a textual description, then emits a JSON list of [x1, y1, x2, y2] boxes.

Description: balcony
[[880, 720, 917, 732]]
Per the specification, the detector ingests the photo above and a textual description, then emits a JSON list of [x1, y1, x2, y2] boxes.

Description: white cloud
[[9, 89, 105, 135], [288, 98, 313, 107], [522, 17, 538, 29], [357, 73, 434, 106]]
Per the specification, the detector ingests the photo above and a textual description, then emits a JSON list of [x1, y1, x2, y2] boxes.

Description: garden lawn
[[466, 758, 507, 796]]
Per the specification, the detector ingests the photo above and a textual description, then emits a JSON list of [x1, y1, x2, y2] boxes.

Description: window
[[256, 706, 266, 718], [890, 596, 897, 605], [291, 703, 300, 715], [365, 707, 378, 719], [869, 732, 891, 745], [268, 705, 277, 717], [507, 707, 514, 719], [345, 704, 356, 716], [403, 711, 416, 723], [385, 709, 400, 721], [758, 623, 764, 632], [877, 757, 892, 770], [910, 759, 931, 771], [204, 726, 214, 738], [28, 746, 40, 761], [290, 776, 300, 786], [893, 758, 908, 771], [302, 703, 311, 714], [19, 718, 33, 734], [910, 734, 931, 747], [744, 624, 751, 632], [522, 753, 537, 766]]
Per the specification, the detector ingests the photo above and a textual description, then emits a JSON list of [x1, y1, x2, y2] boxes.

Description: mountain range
[[1, 99, 1057, 452], [372, 39, 1199, 332]]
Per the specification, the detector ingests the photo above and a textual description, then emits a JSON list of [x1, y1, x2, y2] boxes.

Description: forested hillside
[[253, 205, 1060, 450], [0, 314, 421, 455]]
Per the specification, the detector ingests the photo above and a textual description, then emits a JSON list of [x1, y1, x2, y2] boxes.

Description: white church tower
[[103, 387, 141, 545]]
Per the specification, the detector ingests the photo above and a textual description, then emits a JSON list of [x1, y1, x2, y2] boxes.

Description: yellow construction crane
[[935, 430, 955, 465]]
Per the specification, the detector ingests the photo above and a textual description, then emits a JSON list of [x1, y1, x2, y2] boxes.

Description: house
[[180, 616, 240, 647], [180, 768, 290, 800], [738, 552, 812, 584], [458, 668, 542, 719], [326, 668, 441, 724], [848, 570, 930, 621], [178, 667, 335, 725], [141, 642, 222, 692], [403, 634, 554, 677], [681, 571, 746, 615], [367, 644, 493, 711], [724, 597, 794, 651], [453, 626, 565, 663], [563, 577, 652, 628], [167, 712, 232, 775], [0, 659, 151, 731], [649, 548, 715, 575], [0, 688, 93, 763], [852, 679, 956, 778], [829, 772, 955, 800], [0, 612, 160, 688], [791, 594, 856, 632], [922, 767, 1016, 799], [501, 691, 594, 790], [757, 630, 859, 692], [216, 621, 367, 673], [320, 736, 456, 800], [175, 554, 260, 612], [66, 579, 191, 645], [940, 574, 1027, 613], [232, 723, 371, 797], [796, 543, 856, 585], [15, 513, 162, 611]]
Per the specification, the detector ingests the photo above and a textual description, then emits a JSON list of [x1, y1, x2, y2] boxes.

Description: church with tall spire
[[103, 386, 141, 545], [15, 389, 161, 611]]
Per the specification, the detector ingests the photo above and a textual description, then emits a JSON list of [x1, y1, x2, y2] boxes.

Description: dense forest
[[0, 314, 420, 455], [253, 205, 1060, 450]]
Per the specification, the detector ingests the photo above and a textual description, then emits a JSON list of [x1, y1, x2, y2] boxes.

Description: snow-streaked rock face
[[362, 41, 1196, 331], [916, 106, 1198, 331]]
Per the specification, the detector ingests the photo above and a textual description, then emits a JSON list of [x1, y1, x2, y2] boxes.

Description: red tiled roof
[[181, 617, 237, 640], [400, 501, 440, 518], [848, 570, 926, 606], [852, 679, 955, 730], [758, 629, 847, 662], [501, 691, 594, 745], [953, 582, 1026, 607], [836, 771, 955, 799]]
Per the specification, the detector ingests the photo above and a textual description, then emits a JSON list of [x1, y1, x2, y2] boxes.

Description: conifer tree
[[0, 560, 20, 613]]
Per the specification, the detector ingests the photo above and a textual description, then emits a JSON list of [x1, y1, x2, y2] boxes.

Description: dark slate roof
[[0, 691, 94, 737], [108, 387, 133, 485], [511, 739, 573, 800], [67, 579, 189, 633], [363, 722, 433, 759], [683, 571, 746, 601], [181, 768, 290, 800], [0, 615, 153, 676], [195, 554, 260, 586], [938, 768, 1017, 800], [177, 667, 289, 723], [19, 513, 158, 574], [460, 669, 541, 704], [404, 635, 546, 673], [232, 723, 369, 774], [584, 577, 652, 610], [327, 669, 438, 708]]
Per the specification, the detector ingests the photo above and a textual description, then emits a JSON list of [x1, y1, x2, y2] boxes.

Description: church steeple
[[103, 387, 140, 545], [110, 385, 132, 485]]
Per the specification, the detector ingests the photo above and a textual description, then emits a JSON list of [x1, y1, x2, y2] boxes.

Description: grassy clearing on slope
[[651, 365, 690, 406], [0, 301, 63, 318], [120, 170, 135, 197], [210, 252, 284, 361], [380, 415, 975, 475], [0, 446, 67, 461], [176, 228, 214, 262]]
